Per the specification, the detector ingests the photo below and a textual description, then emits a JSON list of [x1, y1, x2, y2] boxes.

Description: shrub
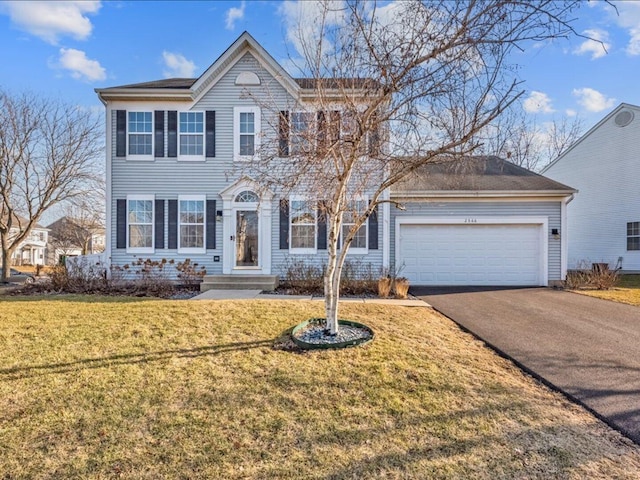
[[378, 277, 392, 298], [565, 261, 620, 290], [393, 277, 410, 299], [176, 259, 207, 289]]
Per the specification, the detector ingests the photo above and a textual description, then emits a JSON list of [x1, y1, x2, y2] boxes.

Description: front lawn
[[1, 297, 639, 478], [575, 274, 640, 306]]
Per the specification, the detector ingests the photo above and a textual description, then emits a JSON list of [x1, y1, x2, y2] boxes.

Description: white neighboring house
[[542, 103, 640, 273], [4, 216, 49, 266]]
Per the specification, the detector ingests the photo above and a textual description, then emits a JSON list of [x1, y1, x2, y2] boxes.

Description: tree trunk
[[1, 236, 13, 283], [324, 210, 347, 335]]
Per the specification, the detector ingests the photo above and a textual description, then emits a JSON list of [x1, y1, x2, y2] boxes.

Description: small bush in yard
[[565, 261, 620, 290], [378, 277, 392, 297], [176, 259, 207, 288], [393, 277, 410, 299], [279, 257, 379, 296]]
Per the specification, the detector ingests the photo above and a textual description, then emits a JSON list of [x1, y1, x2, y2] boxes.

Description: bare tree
[[0, 90, 102, 282], [475, 105, 584, 171], [244, 0, 585, 334]]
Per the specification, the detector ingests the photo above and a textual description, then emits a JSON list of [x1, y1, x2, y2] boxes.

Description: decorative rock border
[[291, 318, 375, 350]]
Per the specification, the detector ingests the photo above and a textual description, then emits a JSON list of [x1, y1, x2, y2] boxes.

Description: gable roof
[[393, 156, 575, 197], [96, 32, 379, 104], [2, 213, 48, 231], [541, 103, 640, 173]]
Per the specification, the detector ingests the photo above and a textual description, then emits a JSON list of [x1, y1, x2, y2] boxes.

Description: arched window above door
[[235, 190, 259, 203]]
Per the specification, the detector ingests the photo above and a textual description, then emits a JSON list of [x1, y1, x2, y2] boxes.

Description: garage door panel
[[398, 223, 542, 286]]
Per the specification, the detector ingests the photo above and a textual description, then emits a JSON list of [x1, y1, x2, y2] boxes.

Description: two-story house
[[96, 32, 574, 288], [0, 215, 49, 267]]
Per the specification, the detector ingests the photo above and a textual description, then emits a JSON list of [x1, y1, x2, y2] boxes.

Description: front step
[[200, 274, 279, 292]]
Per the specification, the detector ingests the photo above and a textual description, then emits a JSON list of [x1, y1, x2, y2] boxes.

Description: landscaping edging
[[290, 318, 375, 350]]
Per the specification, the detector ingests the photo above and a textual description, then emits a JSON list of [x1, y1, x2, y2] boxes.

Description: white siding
[[544, 105, 640, 271], [108, 52, 295, 276]]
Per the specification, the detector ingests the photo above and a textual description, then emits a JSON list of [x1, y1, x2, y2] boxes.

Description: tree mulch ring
[[290, 318, 374, 350]]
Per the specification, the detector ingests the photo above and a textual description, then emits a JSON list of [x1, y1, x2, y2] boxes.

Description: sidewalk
[[191, 289, 429, 307]]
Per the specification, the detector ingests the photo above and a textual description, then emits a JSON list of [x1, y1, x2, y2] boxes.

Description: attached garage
[[396, 218, 547, 286]]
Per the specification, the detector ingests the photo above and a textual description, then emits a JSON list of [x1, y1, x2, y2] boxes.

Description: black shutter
[[116, 110, 126, 157], [205, 111, 216, 158], [206, 200, 216, 249], [317, 201, 327, 250], [116, 199, 126, 248], [154, 111, 165, 157], [168, 199, 178, 249], [329, 111, 341, 143], [279, 199, 289, 249], [279, 111, 289, 157], [155, 199, 165, 249], [368, 204, 378, 250], [167, 111, 177, 158]]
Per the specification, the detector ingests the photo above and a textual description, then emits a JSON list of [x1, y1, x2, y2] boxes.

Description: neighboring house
[[95, 32, 574, 288], [46, 216, 106, 264], [0, 215, 49, 267], [542, 103, 640, 273]]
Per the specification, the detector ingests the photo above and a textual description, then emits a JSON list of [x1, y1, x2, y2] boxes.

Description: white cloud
[[278, 0, 346, 61], [572, 87, 616, 112], [523, 91, 555, 114], [57, 48, 106, 82], [1, 1, 101, 44], [225, 1, 245, 30], [574, 29, 610, 59], [162, 51, 197, 78], [565, 109, 577, 117], [608, 2, 640, 55]]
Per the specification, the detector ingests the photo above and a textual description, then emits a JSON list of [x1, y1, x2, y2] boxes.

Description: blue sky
[[0, 0, 639, 127]]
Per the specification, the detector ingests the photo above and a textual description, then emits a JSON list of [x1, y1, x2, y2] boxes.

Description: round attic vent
[[614, 109, 634, 127]]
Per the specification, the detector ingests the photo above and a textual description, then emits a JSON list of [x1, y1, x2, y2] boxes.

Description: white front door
[[220, 180, 273, 275]]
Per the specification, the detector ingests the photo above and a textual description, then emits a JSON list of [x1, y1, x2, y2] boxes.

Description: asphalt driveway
[[412, 286, 640, 444]]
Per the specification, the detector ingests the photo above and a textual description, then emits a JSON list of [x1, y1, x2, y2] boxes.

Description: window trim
[[126, 195, 155, 254], [628, 221, 640, 251], [340, 196, 368, 254], [233, 106, 261, 161], [178, 111, 205, 161], [126, 111, 154, 161], [289, 195, 317, 254], [178, 194, 206, 254]]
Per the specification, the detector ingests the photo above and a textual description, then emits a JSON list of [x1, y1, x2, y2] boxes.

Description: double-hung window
[[290, 197, 316, 253], [341, 198, 368, 253], [127, 195, 154, 253], [234, 106, 260, 160], [128, 112, 153, 159], [290, 112, 314, 155], [179, 112, 204, 158], [628, 222, 640, 251], [179, 195, 205, 253]]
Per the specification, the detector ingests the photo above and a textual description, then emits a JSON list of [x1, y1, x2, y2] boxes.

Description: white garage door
[[398, 223, 543, 286]]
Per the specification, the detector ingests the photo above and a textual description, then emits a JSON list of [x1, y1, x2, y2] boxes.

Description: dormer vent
[[614, 109, 634, 127]]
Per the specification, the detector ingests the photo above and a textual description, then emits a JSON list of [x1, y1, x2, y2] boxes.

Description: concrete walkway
[[412, 286, 640, 445], [191, 289, 429, 306]]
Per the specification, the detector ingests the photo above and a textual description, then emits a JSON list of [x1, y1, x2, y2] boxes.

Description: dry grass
[[1, 296, 640, 479], [573, 275, 640, 306]]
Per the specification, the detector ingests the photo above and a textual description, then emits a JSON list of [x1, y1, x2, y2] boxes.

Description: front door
[[235, 210, 259, 267]]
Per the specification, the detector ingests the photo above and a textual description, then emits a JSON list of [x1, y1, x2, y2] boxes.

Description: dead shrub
[[378, 277, 392, 298], [393, 277, 410, 299], [565, 261, 620, 290], [176, 259, 207, 289]]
